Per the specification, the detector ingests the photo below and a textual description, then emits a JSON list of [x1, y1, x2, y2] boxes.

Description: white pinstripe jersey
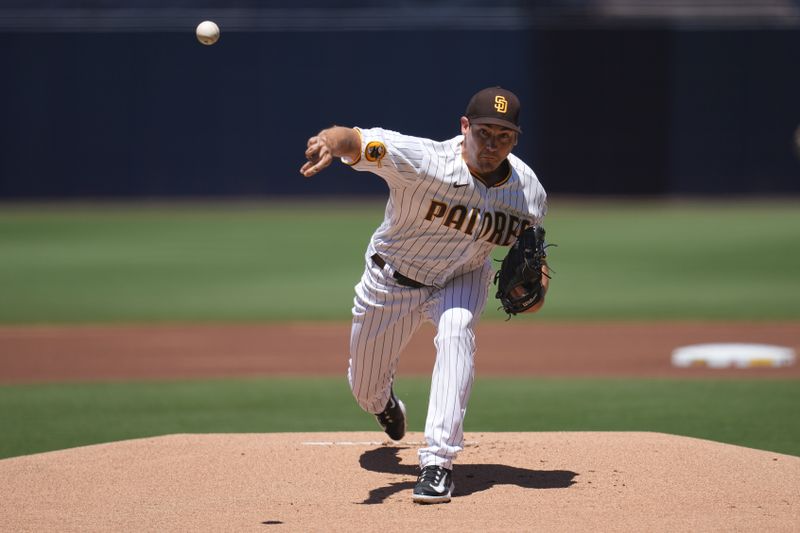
[[345, 127, 548, 288]]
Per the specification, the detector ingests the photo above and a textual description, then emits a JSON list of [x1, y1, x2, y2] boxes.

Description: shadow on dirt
[[358, 446, 578, 504]]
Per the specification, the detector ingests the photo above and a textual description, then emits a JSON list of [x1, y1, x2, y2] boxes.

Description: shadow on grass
[[358, 446, 577, 504]]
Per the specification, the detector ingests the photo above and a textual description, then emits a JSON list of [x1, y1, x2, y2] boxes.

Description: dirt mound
[[1, 432, 797, 531]]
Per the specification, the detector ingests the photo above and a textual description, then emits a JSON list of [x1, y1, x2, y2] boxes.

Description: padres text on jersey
[[344, 127, 547, 288]]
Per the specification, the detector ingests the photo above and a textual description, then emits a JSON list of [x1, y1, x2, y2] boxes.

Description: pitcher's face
[[460, 117, 517, 175]]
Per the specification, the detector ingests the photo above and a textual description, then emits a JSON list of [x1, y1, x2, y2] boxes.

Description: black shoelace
[[376, 411, 394, 426], [419, 466, 446, 484]]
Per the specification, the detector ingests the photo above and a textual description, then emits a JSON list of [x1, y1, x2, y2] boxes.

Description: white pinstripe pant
[[348, 257, 493, 469]]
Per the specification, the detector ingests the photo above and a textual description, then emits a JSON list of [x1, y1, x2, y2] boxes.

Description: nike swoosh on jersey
[[452, 183, 468, 188]]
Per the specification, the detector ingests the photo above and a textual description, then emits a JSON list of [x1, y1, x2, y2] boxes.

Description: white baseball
[[196, 21, 220, 46]]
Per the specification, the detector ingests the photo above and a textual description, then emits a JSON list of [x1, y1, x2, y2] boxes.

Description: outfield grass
[[0, 202, 380, 323], [1, 377, 797, 460], [0, 199, 798, 323]]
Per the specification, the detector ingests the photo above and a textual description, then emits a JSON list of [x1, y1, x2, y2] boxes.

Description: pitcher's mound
[[1, 432, 798, 532]]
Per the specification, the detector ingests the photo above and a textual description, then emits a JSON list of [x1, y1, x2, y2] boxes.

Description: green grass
[[1, 199, 799, 322], [541, 200, 800, 320], [0, 202, 379, 322], [1, 377, 797, 459]]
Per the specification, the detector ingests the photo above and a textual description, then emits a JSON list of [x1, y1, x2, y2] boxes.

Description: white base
[[671, 343, 796, 368]]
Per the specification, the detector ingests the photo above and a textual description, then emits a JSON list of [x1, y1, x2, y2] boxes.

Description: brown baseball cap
[[465, 86, 522, 133]]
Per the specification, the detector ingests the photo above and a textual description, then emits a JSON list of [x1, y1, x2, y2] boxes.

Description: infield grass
[[1, 377, 798, 460], [0, 199, 799, 323]]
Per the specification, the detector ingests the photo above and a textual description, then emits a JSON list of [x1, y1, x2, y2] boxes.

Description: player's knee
[[434, 310, 477, 353], [437, 308, 476, 336]]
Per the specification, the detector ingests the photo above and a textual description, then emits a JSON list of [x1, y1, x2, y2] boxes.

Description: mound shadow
[[358, 446, 578, 504]]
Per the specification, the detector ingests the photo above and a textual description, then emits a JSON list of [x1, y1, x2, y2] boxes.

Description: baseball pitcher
[[300, 87, 550, 504]]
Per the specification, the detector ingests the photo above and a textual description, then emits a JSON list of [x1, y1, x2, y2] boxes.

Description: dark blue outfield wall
[[1, 29, 798, 198]]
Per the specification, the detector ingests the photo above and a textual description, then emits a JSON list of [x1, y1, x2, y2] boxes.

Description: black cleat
[[412, 465, 454, 504], [374, 389, 406, 441]]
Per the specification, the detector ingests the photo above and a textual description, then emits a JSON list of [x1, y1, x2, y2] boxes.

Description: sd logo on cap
[[465, 87, 522, 133]]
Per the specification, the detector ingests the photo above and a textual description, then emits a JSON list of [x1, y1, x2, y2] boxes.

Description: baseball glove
[[494, 225, 552, 317]]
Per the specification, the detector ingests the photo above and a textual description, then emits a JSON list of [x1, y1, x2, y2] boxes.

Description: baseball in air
[[196, 20, 220, 46]]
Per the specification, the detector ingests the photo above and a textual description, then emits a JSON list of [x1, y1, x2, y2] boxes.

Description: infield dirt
[[1, 321, 798, 382]]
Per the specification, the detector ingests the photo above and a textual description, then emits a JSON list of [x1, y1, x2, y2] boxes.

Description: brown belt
[[371, 254, 428, 289]]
